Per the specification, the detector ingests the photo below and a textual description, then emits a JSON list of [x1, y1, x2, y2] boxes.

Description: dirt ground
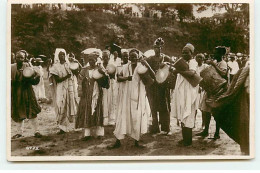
[[11, 68, 242, 156]]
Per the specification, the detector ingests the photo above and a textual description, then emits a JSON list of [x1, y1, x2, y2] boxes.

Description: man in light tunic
[[228, 53, 240, 82], [102, 50, 117, 126], [108, 49, 150, 149], [49, 49, 78, 134], [173, 43, 200, 146]]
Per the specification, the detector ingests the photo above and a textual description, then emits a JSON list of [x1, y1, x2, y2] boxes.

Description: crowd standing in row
[[11, 38, 250, 154]]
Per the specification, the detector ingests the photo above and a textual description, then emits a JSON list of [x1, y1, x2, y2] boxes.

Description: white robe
[[114, 63, 151, 141], [33, 65, 46, 99], [172, 59, 199, 128]]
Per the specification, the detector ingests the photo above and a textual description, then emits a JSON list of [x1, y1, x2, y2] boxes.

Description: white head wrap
[[54, 48, 68, 64]]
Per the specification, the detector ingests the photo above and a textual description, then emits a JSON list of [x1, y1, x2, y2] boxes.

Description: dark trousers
[[150, 108, 170, 133], [146, 84, 170, 134], [181, 123, 192, 145]]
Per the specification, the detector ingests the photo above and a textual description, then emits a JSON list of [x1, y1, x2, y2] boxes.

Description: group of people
[[11, 38, 250, 154]]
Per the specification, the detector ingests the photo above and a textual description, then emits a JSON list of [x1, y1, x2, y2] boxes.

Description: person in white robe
[[102, 50, 118, 126], [172, 43, 200, 146], [49, 48, 78, 134], [108, 49, 151, 149], [32, 57, 46, 101]]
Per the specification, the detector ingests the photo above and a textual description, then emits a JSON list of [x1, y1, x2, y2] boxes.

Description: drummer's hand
[[140, 59, 147, 66], [128, 76, 132, 81], [159, 63, 166, 69]]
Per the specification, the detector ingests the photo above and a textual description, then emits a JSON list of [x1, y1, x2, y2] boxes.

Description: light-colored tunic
[[33, 65, 46, 99], [114, 63, 151, 141], [49, 63, 78, 132], [172, 59, 199, 128]]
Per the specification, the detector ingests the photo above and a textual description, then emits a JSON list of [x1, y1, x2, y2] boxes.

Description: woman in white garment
[[49, 48, 78, 134], [108, 49, 151, 149], [172, 43, 200, 146], [32, 57, 46, 101]]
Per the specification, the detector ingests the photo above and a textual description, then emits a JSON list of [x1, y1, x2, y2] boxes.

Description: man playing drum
[[144, 37, 172, 135], [11, 50, 42, 139], [172, 43, 200, 146], [196, 46, 228, 140]]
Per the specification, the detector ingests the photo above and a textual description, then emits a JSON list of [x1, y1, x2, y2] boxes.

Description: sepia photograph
[[6, 0, 254, 161]]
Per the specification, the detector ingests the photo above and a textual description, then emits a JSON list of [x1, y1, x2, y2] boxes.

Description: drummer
[[196, 46, 228, 140], [172, 43, 200, 146], [144, 37, 172, 135], [102, 50, 118, 126], [11, 50, 42, 139], [108, 49, 150, 149], [76, 50, 110, 141]]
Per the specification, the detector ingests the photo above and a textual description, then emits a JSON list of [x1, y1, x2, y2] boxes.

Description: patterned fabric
[[76, 66, 109, 128], [11, 63, 41, 122]]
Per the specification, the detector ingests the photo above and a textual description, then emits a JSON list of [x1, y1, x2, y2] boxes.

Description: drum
[[184, 73, 203, 87], [106, 64, 116, 75], [155, 64, 177, 89], [199, 65, 227, 95], [70, 62, 79, 71], [137, 64, 154, 86], [173, 58, 189, 71], [23, 67, 35, 78], [92, 69, 104, 80]]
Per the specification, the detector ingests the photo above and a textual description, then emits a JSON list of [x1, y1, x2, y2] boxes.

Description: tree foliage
[[11, 4, 249, 60]]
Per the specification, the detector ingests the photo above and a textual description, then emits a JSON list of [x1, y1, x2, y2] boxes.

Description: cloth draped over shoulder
[[76, 66, 110, 129], [11, 63, 41, 122], [114, 63, 151, 141], [49, 49, 78, 131], [172, 59, 200, 128]]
